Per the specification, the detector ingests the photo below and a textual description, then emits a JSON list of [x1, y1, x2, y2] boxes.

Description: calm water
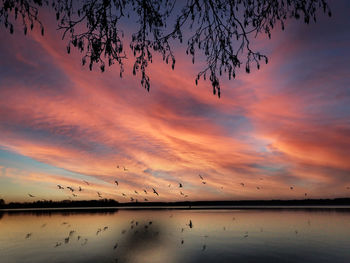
[[1, 208, 350, 263]]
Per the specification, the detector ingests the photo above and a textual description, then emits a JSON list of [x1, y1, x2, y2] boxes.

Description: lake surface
[[1, 208, 350, 263]]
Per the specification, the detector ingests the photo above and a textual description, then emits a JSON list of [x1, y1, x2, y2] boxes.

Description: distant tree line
[[1, 198, 350, 210]]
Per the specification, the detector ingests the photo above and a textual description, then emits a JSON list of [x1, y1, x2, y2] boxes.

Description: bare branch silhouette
[[1, 0, 331, 97]]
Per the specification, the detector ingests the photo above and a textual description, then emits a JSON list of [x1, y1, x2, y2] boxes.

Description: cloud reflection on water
[[0, 208, 350, 263]]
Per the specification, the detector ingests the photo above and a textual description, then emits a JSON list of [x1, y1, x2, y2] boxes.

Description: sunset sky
[[0, 1, 349, 203]]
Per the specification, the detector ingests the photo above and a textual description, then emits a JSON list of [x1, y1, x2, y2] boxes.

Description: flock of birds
[[22, 211, 313, 263], [24, 163, 331, 202]]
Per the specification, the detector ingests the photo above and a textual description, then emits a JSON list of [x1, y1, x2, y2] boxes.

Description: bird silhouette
[[256, 186, 260, 190], [114, 180, 119, 186], [122, 193, 126, 197], [79, 186, 82, 191], [64, 237, 70, 244], [72, 193, 77, 197], [202, 182, 206, 184], [83, 180, 90, 185], [290, 186, 294, 190], [188, 220, 193, 228], [240, 183, 245, 187], [123, 166, 128, 171], [57, 185, 64, 189], [143, 189, 147, 194], [199, 174, 204, 180], [25, 233, 32, 239], [144, 198, 148, 201], [96, 228, 102, 235], [67, 187, 74, 192], [134, 190, 138, 194], [97, 192, 102, 198], [113, 242, 118, 249], [103, 226, 108, 231], [28, 194, 35, 198], [54, 242, 62, 247], [152, 188, 159, 196], [179, 183, 183, 188]]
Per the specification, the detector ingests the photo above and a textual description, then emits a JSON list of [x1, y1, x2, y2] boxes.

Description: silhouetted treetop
[[1, 0, 331, 97]]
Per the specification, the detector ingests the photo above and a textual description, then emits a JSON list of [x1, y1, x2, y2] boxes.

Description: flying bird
[[240, 183, 245, 187], [202, 182, 206, 184], [152, 188, 159, 196], [199, 174, 204, 180], [114, 180, 119, 186], [123, 166, 128, 171], [188, 220, 193, 228], [144, 198, 148, 201], [28, 194, 35, 198], [72, 193, 77, 197], [97, 192, 102, 198], [134, 190, 138, 194], [122, 193, 126, 197], [57, 185, 64, 189], [143, 189, 147, 194], [79, 186, 82, 191], [83, 180, 90, 185], [113, 242, 118, 250], [179, 183, 183, 188], [25, 233, 32, 239], [290, 186, 294, 190], [67, 186, 74, 192]]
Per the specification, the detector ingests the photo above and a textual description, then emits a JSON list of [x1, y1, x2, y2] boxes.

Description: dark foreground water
[[1, 208, 350, 263]]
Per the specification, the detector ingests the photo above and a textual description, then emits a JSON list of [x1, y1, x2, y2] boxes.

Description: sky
[[0, 1, 349, 203]]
